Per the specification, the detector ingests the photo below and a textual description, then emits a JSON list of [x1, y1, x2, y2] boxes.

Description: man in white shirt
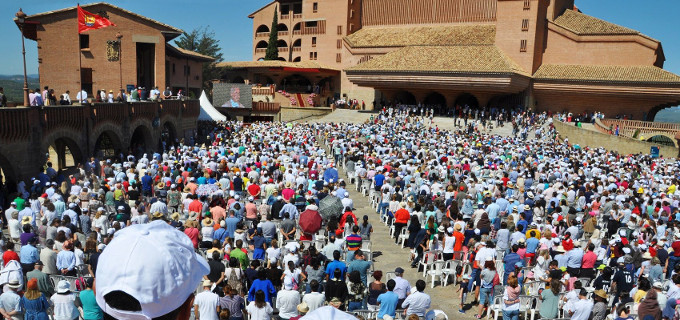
[[302, 280, 325, 311], [402, 280, 431, 317], [277, 278, 300, 320], [76, 89, 88, 104], [63, 91, 71, 104], [194, 280, 220, 320], [569, 289, 593, 320]]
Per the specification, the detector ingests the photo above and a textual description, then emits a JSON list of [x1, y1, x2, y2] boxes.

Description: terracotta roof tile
[[553, 10, 639, 36], [346, 45, 528, 76], [344, 25, 495, 48], [171, 46, 215, 61], [533, 64, 680, 84], [215, 60, 339, 71]]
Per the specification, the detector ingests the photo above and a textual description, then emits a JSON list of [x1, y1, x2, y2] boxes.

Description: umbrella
[[299, 208, 322, 235], [318, 195, 343, 221], [195, 184, 218, 196], [301, 306, 357, 320]]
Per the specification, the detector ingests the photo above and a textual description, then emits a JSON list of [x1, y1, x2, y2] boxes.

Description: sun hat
[[594, 289, 608, 299], [297, 302, 309, 313], [56, 280, 71, 293], [21, 216, 32, 225], [202, 217, 213, 227], [95, 220, 209, 320]]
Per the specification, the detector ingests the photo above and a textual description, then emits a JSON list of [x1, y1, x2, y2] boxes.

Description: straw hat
[[21, 216, 32, 225], [593, 289, 608, 300], [202, 217, 213, 227], [297, 302, 309, 314]]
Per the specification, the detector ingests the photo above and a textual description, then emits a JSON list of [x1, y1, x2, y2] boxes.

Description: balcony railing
[[281, 14, 289, 19], [255, 48, 266, 53], [278, 31, 289, 36], [253, 102, 281, 114], [256, 32, 270, 38], [278, 47, 289, 52], [252, 87, 275, 96], [292, 47, 301, 52], [293, 30, 301, 35], [293, 13, 302, 19]]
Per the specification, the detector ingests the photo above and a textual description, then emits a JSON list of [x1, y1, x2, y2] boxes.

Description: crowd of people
[[0, 104, 677, 320], [21, 85, 181, 107]]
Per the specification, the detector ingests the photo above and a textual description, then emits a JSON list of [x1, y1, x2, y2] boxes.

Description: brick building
[[220, 0, 680, 120], [15, 2, 214, 101]]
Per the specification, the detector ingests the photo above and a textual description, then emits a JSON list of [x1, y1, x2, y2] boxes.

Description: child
[[457, 274, 471, 313]]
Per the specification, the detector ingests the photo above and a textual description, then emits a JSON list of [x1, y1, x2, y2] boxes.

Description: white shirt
[[246, 301, 273, 320], [51, 293, 79, 320], [302, 292, 325, 311], [402, 291, 431, 316], [570, 298, 593, 320], [276, 289, 300, 319], [194, 290, 220, 320], [76, 90, 87, 103], [443, 236, 455, 254]]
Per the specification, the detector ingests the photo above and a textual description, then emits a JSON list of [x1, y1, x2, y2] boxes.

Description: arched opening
[[277, 40, 288, 48], [281, 74, 312, 92], [130, 125, 154, 158], [647, 135, 677, 147], [0, 153, 17, 206], [454, 93, 479, 109], [255, 25, 270, 33], [292, 56, 301, 62], [47, 137, 83, 171], [94, 131, 122, 159], [424, 92, 446, 107], [654, 106, 680, 123], [293, 23, 302, 32], [292, 39, 302, 48], [255, 41, 268, 49], [277, 23, 288, 32], [276, 57, 287, 61], [257, 57, 265, 61], [254, 75, 274, 86], [393, 90, 416, 105], [161, 122, 177, 152]]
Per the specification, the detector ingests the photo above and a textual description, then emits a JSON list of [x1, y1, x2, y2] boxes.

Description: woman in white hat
[[51, 280, 79, 320]]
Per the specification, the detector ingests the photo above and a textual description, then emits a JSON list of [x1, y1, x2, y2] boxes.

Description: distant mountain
[[655, 107, 680, 124], [0, 74, 39, 81], [0, 78, 40, 102]]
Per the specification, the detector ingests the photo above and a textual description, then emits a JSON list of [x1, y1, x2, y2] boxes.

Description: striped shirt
[[346, 233, 362, 251]]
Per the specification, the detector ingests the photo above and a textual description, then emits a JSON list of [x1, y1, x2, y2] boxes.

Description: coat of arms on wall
[[106, 40, 120, 62]]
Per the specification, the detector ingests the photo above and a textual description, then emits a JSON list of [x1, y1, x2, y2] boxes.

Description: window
[[309, 52, 317, 60], [305, 21, 318, 28], [523, 0, 530, 10], [522, 19, 529, 31], [520, 40, 528, 52], [337, 25, 343, 35], [312, 37, 317, 47], [350, 23, 354, 32], [172, 63, 176, 75], [184, 65, 191, 76], [337, 39, 342, 49], [79, 34, 89, 50], [313, 2, 318, 13], [281, 4, 290, 14], [336, 53, 342, 62], [350, 10, 354, 18]]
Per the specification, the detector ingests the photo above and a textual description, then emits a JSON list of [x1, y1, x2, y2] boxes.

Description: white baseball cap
[[95, 220, 209, 320]]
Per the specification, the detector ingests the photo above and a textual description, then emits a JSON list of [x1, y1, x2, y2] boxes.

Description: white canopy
[[300, 306, 358, 320], [199, 90, 227, 121]]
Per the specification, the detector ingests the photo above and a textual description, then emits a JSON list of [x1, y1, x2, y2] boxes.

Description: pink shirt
[[582, 251, 597, 268], [245, 203, 258, 219]]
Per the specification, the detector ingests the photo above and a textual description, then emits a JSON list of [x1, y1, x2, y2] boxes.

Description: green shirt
[[13, 198, 25, 211], [539, 289, 559, 318], [26, 270, 54, 297], [230, 248, 249, 270]]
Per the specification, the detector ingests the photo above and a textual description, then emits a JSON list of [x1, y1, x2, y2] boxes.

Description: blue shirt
[[566, 248, 584, 268], [325, 260, 347, 279], [225, 217, 240, 238], [248, 279, 277, 304], [374, 174, 385, 187], [525, 237, 540, 254], [503, 253, 521, 276], [19, 244, 39, 264], [377, 291, 399, 319], [56, 250, 76, 271], [141, 175, 153, 191]]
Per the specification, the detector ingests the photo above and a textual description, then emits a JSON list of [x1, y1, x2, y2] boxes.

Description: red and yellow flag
[[77, 5, 115, 33]]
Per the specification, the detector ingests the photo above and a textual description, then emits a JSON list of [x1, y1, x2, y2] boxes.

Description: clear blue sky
[[1, 0, 679, 76]]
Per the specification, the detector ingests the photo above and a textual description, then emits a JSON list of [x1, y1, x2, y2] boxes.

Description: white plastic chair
[[487, 295, 503, 320], [398, 228, 409, 248], [519, 295, 537, 320], [427, 260, 445, 288], [441, 259, 459, 287], [419, 251, 437, 277]]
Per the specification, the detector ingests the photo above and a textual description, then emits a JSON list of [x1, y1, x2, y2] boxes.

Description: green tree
[[265, 6, 279, 60], [174, 26, 224, 95]]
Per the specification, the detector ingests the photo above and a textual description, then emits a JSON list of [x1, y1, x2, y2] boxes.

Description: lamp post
[[116, 32, 123, 91], [15, 8, 29, 107]]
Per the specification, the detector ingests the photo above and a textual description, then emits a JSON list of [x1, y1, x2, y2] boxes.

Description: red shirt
[[247, 184, 261, 197], [394, 209, 410, 224], [672, 241, 680, 257], [582, 251, 597, 268], [453, 231, 464, 252], [188, 200, 203, 213], [2, 251, 18, 266]]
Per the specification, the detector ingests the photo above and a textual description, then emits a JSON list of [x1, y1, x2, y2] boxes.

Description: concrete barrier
[[279, 106, 333, 122], [554, 120, 678, 158]]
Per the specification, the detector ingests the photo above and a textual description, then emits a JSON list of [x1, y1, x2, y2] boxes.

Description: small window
[[313, 2, 318, 13], [522, 19, 529, 31], [305, 21, 318, 28], [337, 25, 342, 35], [336, 53, 342, 63], [172, 63, 176, 75], [309, 52, 317, 60], [523, 0, 530, 10], [312, 37, 317, 47], [79, 34, 89, 49], [520, 40, 528, 52], [350, 10, 354, 18], [337, 39, 342, 49]]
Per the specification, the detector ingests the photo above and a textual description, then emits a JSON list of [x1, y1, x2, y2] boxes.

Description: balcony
[[293, 13, 302, 19], [278, 47, 289, 52], [255, 48, 266, 54], [281, 14, 289, 19], [252, 86, 275, 96], [256, 32, 270, 38], [293, 30, 301, 36], [253, 102, 281, 114], [278, 31, 289, 36], [292, 47, 301, 52]]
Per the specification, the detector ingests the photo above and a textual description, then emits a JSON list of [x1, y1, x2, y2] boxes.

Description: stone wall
[[279, 107, 333, 122], [554, 120, 678, 158]]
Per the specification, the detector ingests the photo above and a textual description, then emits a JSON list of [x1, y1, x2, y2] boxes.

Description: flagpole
[[78, 4, 83, 104]]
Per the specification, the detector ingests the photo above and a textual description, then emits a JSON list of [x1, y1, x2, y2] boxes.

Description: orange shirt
[[394, 209, 410, 224], [453, 231, 464, 252]]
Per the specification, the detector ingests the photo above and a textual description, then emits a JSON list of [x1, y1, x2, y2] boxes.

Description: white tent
[[198, 90, 227, 121], [300, 306, 358, 320]]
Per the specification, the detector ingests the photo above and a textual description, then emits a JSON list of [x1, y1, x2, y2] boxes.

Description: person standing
[[50, 280, 80, 320], [502, 276, 520, 320], [377, 279, 399, 320], [277, 279, 300, 320], [20, 278, 50, 320], [392, 267, 411, 309], [0, 87, 7, 107], [78, 278, 102, 320], [194, 280, 220, 320], [0, 276, 23, 320], [26, 261, 54, 298]]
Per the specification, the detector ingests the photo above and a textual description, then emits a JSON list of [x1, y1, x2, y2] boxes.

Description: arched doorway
[[393, 90, 416, 105], [293, 23, 302, 33], [161, 122, 177, 151], [94, 131, 122, 159], [292, 56, 301, 62], [47, 137, 84, 170], [424, 92, 446, 115], [454, 93, 479, 109], [277, 23, 289, 32], [255, 25, 270, 34], [647, 135, 678, 147], [255, 41, 268, 49], [130, 125, 153, 158], [277, 39, 288, 48]]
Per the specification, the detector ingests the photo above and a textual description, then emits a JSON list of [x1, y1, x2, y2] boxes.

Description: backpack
[[75, 276, 87, 291], [226, 268, 243, 295]]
